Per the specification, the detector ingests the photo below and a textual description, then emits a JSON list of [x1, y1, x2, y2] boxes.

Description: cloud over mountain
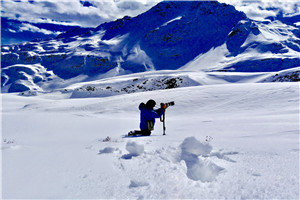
[[1, 0, 161, 28]]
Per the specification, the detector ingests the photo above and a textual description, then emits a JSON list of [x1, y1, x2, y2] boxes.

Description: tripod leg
[[163, 112, 166, 135]]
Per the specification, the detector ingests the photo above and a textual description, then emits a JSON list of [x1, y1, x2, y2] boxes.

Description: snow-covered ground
[[1, 81, 299, 199]]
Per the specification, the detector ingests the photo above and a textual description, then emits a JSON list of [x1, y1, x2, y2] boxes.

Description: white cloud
[[2, 0, 298, 29], [8, 29, 17, 33], [219, 0, 300, 21], [1, 0, 162, 28], [19, 23, 58, 35]]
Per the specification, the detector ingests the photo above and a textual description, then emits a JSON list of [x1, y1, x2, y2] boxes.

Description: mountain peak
[[1, 1, 300, 93]]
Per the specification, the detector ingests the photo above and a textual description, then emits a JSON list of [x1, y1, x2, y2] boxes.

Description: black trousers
[[135, 130, 151, 136]]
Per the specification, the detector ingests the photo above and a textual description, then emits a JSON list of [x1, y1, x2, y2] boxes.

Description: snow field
[[1, 82, 299, 199]]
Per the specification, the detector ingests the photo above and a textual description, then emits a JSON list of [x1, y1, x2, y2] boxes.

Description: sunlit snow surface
[[2, 81, 299, 199]]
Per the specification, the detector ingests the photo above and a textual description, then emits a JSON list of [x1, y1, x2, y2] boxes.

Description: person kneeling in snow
[[128, 99, 167, 136]]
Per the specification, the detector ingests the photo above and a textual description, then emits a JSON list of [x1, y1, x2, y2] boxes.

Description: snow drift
[[180, 137, 224, 182]]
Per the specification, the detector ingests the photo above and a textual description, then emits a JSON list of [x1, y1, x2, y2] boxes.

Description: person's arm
[[152, 107, 165, 118]]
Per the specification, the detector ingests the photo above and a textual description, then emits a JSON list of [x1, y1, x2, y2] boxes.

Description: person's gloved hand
[[161, 104, 168, 109]]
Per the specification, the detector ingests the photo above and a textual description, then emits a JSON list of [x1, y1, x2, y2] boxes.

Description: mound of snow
[[180, 137, 224, 182], [181, 136, 213, 156], [122, 141, 144, 159]]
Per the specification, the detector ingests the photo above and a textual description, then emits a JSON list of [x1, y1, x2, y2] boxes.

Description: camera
[[161, 101, 175, 107]]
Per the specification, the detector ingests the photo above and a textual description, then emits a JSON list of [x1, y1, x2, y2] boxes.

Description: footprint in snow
[[98, 147, 116, 154], [129, 180, 149, 188]]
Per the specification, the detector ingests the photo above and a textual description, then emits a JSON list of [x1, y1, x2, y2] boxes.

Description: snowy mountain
[[1, 1, 300, 93]]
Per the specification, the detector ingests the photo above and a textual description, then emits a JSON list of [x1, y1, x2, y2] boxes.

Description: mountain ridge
[[1, 1, 300, 93]]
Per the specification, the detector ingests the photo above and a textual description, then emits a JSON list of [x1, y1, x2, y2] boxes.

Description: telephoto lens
[[161, 101, 175, 107], [166, 101, 175, 106]]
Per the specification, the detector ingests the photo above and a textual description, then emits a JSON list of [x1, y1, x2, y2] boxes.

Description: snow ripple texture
[[180, 137, 224, 182]]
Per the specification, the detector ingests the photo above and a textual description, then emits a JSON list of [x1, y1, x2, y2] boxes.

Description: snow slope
[[2, 81, 299, 199], [62, 67, 300, 98]]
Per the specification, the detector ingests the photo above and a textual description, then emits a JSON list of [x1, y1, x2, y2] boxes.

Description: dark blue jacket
[[139, 103, 165, 131]]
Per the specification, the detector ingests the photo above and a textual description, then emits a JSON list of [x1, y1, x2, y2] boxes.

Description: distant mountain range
[[1, 1, 300, 93]]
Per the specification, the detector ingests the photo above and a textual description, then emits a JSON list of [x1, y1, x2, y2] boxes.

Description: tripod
[[160, 111, 166, 135]]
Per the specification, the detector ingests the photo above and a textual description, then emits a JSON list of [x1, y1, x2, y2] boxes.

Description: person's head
[[146, 99, 156, 109]]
